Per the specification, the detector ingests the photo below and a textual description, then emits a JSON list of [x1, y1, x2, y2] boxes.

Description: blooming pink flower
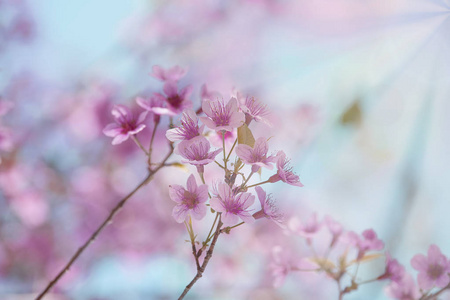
[[236, 137, 276, 173], [252, 186, 283, 227], [240, 96, 271, 126], [175, 136, 222, 172], [200, 98, 245, 132], [209, 183, 255, 226], [136, 95, 164, 124], [150, 65, 187, 82], [269, 151, 303, 187], [289, 213, 322, 240], [168, 174, 209, 223], [324, 215, 343, 247], [166, 109, 203, 142], [148, 81, 193, 116], [378, 252, 405, 283], [385, 274, 420, 300], [103, 104, 147, 145], [411, 244, 450, 290], [348, 229, 384, 260]]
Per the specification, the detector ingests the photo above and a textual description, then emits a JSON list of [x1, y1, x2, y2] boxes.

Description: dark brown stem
[[178, 219, 223, 300], [35, 144, 173, 300]]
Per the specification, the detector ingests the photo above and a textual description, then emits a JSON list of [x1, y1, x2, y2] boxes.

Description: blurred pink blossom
[[103, 104, 147, 145], [411, 244, 450, 290]]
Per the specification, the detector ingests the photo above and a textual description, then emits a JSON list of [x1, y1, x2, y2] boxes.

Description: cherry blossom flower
[[149, 81, 193, 116], [378, 252, 405, 283], [136, 95, 164, 124], [385, 274, 420, 300], [200, 97, 245, 132], [151, 65, 187, 82], [347, 229, 384, 260], [169, 174, 209, 223], [103, 104, 147, 145], [411, 244, 450, 290], [166, 109, 203, 142], [252, 186, 283, 227], [236, 137, 276, 173], [209, 183, 255, 226], [176, 136, 222, 172], [240, 96, 271, 126], [289, 213, 322, 240], [324, 215, 343, 247], [269, 151, 303, 187]]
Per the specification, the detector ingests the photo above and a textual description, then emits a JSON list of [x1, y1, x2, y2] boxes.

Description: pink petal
[[172, 205, 188, 223], [221, 212, 239, 226], [191, 204, 207, 221], [209, 197, 225, 213], [151, 65, 165, 81], [411, 254, 428, 272], [163, 81, 178, 97], [103, 123, 122, 137], [111, 133, 130, 145], [255, 186, 266, 207], [186, 174, 197, 192], [168, 185, 185, 203]]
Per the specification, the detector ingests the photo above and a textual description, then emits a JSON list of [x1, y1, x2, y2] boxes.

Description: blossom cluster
[[271, 213, 450, 299], [102, 65, 304, 298]]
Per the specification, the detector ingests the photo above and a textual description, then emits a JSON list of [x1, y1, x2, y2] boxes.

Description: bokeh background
[[1, 0, 450, 299]]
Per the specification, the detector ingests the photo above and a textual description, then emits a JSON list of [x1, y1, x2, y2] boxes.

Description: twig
[[35, 143, 174, 299], [178, 219, 223, 300]]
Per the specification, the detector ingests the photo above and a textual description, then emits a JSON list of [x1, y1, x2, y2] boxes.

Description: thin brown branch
[[178, 219, 223, 300], [35, 143, 173, 299]]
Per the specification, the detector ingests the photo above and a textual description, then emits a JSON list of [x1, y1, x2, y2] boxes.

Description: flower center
[[183, 191, 198, 209], [167, 94, 182, 108], [427, 264, 444, 279]]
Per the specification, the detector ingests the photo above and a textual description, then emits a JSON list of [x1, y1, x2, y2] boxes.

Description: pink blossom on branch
[[269, 151, 304, 187], [411, 244, 450, 290], [175, 136, 222, 173], [102, 104, 147, 145], [235, 137, 276, 173], [169, 174, 209, 223], [385, 274, 421, 300], [209, 183, 255, 226], [347, 229, 384, 260], [252, 186, 283, 227], [239, 96, 271, 126], [200, 97, 245, 132], [150, 65, 187, 82], [378, 252, 405, 283], [166, 109, 203, 142], [147, 81, 193, 116]]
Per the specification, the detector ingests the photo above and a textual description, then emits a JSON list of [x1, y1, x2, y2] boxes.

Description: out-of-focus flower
[[385, 274, 420, 300], [240, 96, 271, 126], [236, 137, 276, 172], [289, 213, 322, 240], [378, 252, 405, 283], [269, 151, 303, 187], [166, 109, 203, 142], [324, 215, 343, 247], [209, 129, 236, 149], [209, 183, 255, 226], [200, 98, 245, 132], [103, 104, 147, 145], [151, 65, 187, 82], [150, 82, 193, 116], [252, 186, 283, 226], [176, 136, 222, 172], [348, 229, 384, 260], [0, 126, 13, 151], [411, 244, 450, 290], [136, 95, 164, 124], [169, 174, 209, 223]]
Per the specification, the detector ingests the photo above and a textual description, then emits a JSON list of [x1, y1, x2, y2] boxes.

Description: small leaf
[[237, 124, 255, 147], [309, 257, 336, 271], [349, 253, 383, 265], [172, 162, 189, 172], [340, 100, 362, 126]]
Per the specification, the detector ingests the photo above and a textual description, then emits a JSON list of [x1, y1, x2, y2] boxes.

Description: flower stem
[[246, 180, 270, 189], [147, 121, 159, 165], [220, 221, 244, 233], [178, 218, 223, 300], [225, 137, 238, 162], [132, 135, 149, 156]]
